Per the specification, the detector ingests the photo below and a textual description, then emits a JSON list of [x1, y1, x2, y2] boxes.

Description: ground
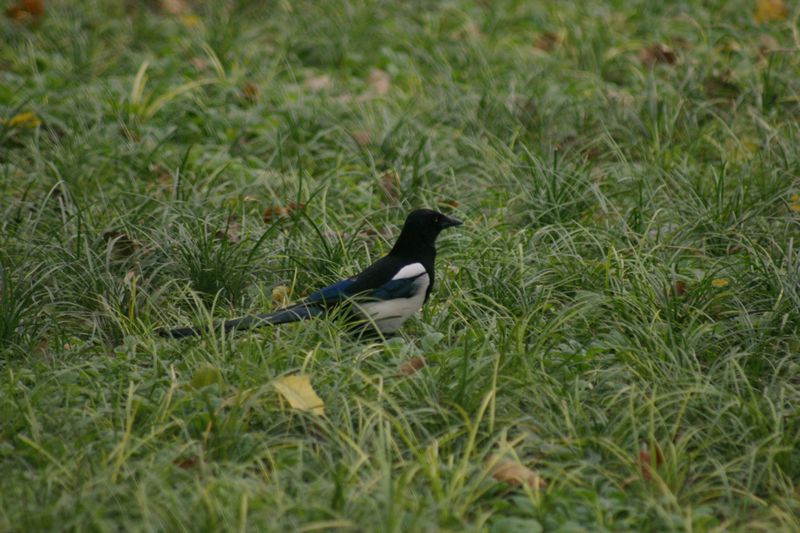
[[1, 0, 799, 531]]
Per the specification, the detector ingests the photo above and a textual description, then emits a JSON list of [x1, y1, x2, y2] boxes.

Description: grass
[[1, 0, 799, 530]]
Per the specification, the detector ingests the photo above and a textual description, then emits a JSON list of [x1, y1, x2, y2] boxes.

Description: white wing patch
[[359, 266, 430, 334], [392, 262, 426, 280]]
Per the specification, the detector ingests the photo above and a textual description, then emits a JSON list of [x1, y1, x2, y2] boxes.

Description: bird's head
[[391, 208, 462, 255]]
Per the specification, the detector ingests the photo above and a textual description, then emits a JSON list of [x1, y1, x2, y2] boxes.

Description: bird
[[159, 209, 462, 339]]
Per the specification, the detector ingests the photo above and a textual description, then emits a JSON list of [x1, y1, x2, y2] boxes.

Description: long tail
[[157, 304, 324, 339]]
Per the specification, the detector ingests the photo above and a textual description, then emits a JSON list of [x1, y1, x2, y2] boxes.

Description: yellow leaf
[[486, 455, 545, 489], [274, 375, 325, 416], [711, 278, 729, 288], [5, 112, 40, 128], [754, 0, 788, 23], [271, 285, 290, 307], [179, 14, 201, 28], [191, 364, 223, 389]]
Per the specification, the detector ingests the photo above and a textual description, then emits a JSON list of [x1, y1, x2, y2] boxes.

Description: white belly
[[359, 272, 429, 333]]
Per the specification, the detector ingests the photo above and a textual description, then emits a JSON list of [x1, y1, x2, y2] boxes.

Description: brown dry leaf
[[352, 131, 371, 146], [6, 0, 43, 22], [274, 375, 325, 416], [437, 197, 460, 209], [214, 221, 240, 243], [754, 0, 788, 23], [380, 170, 400, 202], [757, 34, 780, 58], [487, 455, 545, 489], [240, 82, 259, 103], [173, 456, 199, 470], [190, 57, 208, 71], [674, 280, 687, 296], [103, 231, 140, 258], [262, 202, 303, 223], [638, 43, 676, 66], [398, 356, 426, 376], [160, 0, 189, 15], [534, 30, 564, 51], [366, 69, 390, 96], [304, 74, 333, 91], [638, 445, 664, 481], [272, 285, 290, 307]]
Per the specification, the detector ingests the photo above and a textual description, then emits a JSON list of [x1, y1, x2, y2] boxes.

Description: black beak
[[440, 215, 463, 228]]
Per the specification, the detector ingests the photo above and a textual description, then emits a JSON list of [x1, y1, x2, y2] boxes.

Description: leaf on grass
[[160, 0, 189, 15], [304, 74, 333, 91], [534, 30, 564, 52], [754, 0, 788, 23], [214, 221, 240, 243], [6, 0, 43, 22], [274, 375, 325, 416], [191, 364, 223, 389], [674, 280, 687, 296], [638, 445, 664, 480], [366, 69, 390, 96], [179, 14, 201, 28], [711, 278, 729, 288], [486, 455, 545, 489], [240, 82, 259, 103], [272, 285, 290, 307], [2, 112, 41, 129], [397, 356, 426, 376], [379, 170, 400, 202], [788, 193, 800, 212], [638, 43, 676, 66], [263, 202, 303, 223], [352, 131, 371, 146]]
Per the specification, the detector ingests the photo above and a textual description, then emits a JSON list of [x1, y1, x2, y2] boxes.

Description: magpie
[[159, 209, 462, 339]]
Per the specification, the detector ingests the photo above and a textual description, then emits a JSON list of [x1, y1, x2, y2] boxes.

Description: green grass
[[2, 0, 800, 530]]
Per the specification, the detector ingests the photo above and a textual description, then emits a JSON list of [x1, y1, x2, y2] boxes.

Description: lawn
[[1, 0, 799, 530]]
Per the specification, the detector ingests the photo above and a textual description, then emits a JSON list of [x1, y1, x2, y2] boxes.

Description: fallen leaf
[[437, 197, 460, 209], [179, 14, 201, 28], [638, 445, 664, 480], [160, 0, 189, 15], [487, 455, 545, 489], [638, 43, 676, 66], [240, 82, 259, 103], [711, 278, 729, 288], [366, 69, 390, 96], [534, 30, 564, 51], [754, 0, 788, 23], [273, 375, 325, 416], [304, 74, 332, 91], [191, 364, 223, 389], [262, 202, 303, 223], [6, 0, 43, 22], [789, 193, 800, 212], [272, 285, 290, 307], [397, 356, 426, 376], [190, 57, 208, 71], [214, 221, 240, 243], [757, 34, 780, 58], [3, 112, 41, 129], [674, 280, 687, 296], [352, 130, 371, 146], [173, 456, 199, 469], [379, 170, 400, 202]]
